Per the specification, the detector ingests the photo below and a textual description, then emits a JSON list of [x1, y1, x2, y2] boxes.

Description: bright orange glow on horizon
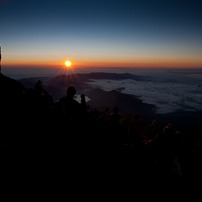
[[2, 55, 202, 69]]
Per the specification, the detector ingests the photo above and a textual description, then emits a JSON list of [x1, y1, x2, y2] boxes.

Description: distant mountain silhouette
[[19, 72, 150, 102], [47, 72, 150, 84]]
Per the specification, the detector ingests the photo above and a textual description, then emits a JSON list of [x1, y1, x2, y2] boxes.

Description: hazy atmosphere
[[1, 0, 202, 68]]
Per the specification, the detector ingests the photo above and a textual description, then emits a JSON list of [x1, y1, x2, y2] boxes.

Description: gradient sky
[[0, 0, 202, 68]]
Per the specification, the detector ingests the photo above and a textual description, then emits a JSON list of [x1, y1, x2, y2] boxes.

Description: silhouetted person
[[80, 93, 87, 115], [25, 80, 55, 131], [57, 85, 87, 130], [34, 80, 54, 109], [58, 85, 80, 117]]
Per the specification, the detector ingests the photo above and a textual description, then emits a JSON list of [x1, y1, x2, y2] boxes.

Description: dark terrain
[[1, 72, 201, 200]]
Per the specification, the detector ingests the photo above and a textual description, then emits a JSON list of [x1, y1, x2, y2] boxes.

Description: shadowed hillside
[[0, 72, 201, 200]]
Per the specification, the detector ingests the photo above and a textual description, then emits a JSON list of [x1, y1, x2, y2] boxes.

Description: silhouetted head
[[35, 80, 44, 91], [66, 85, 76, 98]]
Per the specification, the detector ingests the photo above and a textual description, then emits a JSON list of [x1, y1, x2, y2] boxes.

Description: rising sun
[[65, 60, 72, 67]]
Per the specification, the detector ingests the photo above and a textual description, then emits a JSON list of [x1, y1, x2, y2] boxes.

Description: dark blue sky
[[0, 0, 202, 67]]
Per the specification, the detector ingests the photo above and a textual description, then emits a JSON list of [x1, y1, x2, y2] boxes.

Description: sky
[[0, 0, 202, 68]]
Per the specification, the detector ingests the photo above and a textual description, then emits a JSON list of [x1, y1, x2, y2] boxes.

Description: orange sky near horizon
[[1, 0, 202, 70], [3, 55, 202, 69], [2, 43, 202, 69]]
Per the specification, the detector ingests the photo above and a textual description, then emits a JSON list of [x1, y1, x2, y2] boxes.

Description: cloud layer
[[87, 78, 202, 114]]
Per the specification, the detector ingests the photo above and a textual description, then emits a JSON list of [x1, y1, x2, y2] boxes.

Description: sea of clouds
[[87, 77, 202, 114]]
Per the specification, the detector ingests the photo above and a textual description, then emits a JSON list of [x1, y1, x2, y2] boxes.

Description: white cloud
[[87, 79, 202, 114]]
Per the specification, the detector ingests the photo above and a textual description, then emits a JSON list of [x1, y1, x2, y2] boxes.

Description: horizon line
[[2, 65, 202, 69]]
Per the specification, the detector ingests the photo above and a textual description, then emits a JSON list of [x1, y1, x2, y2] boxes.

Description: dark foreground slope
[[1, 72, 202, 200]]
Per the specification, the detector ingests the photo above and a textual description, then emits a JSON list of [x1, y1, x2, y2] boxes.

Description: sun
[[65, 60, 72, 67]]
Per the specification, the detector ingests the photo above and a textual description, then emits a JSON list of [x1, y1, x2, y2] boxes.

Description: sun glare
[[65, 60, 72, 67]]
